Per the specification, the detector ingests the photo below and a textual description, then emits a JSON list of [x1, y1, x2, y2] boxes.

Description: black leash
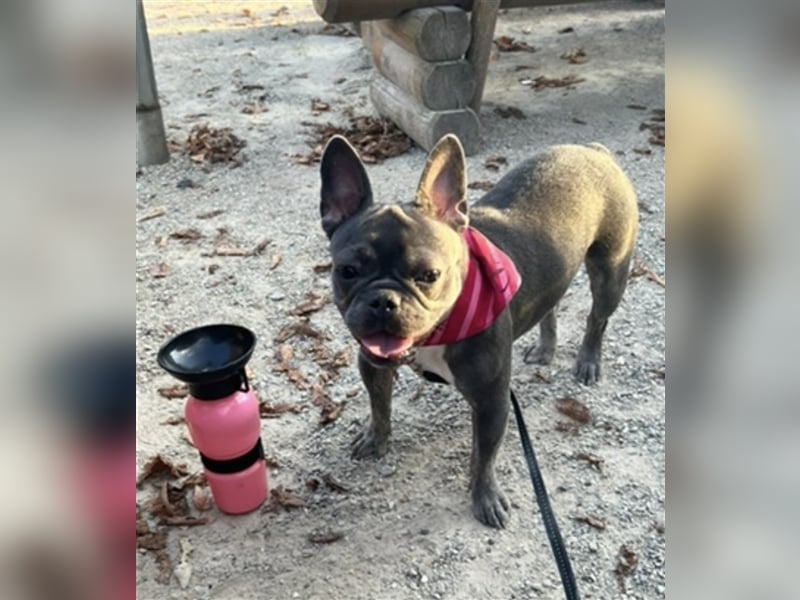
[[510, 389, 580, 600]]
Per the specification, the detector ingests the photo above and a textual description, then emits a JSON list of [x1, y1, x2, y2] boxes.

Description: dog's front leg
[[351, 350, 395, 459], [448, 318, 513, 529]]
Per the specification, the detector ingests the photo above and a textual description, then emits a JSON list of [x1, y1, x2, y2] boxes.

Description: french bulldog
[[319, 134, 638, 528]]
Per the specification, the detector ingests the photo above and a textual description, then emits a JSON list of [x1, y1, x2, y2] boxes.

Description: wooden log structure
[[465, 0, 500, 112], [370, 73, 480, 155], [374, 6, 471, 62], [361, 20, 475, 111], [313, 0, 599, 23]]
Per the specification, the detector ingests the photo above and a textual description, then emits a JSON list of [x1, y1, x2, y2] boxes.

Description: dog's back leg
[[575, 246, 633, 384]]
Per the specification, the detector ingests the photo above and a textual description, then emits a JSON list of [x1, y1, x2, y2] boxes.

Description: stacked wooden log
[[359, 7, 481, 155]]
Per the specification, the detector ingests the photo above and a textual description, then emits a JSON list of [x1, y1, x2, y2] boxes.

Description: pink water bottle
[[157, 324, 267, 514]]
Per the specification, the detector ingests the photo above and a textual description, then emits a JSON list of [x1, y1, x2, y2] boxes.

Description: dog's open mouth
[[359, 334, 416, 362]]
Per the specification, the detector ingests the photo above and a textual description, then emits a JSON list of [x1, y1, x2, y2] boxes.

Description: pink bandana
[[423, 228, 521, 346]]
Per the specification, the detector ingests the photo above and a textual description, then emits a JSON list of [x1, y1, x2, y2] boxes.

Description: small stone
[[270, 291, 286, 301]]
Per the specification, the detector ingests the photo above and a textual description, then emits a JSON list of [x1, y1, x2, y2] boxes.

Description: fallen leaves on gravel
[[157, 384, 189, 399], [306, 474, 350, 493], [614, 544, 639, 593], [290, 291, 332, 316], [184, 124, 246, 166], [640, 108, 665, 146], [494, 36, 535, 52], [273, 344, 310, 390], [137, 455, 189, 486], [555, 397, 591, 424], [170, 228, 203, 242], [268, 485, 306, 510], [629, 255, 665, 288], [494, 105, 526, 119], [308, 530, 344, 544], [561, 48, 588, 64], [150, 262, 170, 279], [311, 383, 346, 425], [136, 517, 172, 583], [575, 452, 604, 472], [274, 319, 331, 343], [196, 209, 225, 220], [574, 515, 607, 530], [294, 115, 412, 165], [521, 74, 586, 91], [468, 180, 495, 191], [319, 23, 355, 37], [484, 155, 507, 171], [259, 400, 305, 419]]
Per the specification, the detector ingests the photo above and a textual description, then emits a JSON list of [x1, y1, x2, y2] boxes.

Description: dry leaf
[[311, 99, 330, 112], [192, 485, 213, 512], [484, 155, 507, 171], [241, 103, 267, 115], [139, 207, 167, 222], [629, 255, 666, 288], [575, 452, 604, 472], [150, 262, 170, 279], [259, 401, 305, 418], [157, 384, 189, 399], [160, 416, 185, 426], [161, 516, 212, 527], [183, 123, 246, 166], [270, 485, 306, 509], [297, 116, 412, 166], [494, 106, 526, 119], [290, 291, 332, 316], [319, 23, 355, 37], [574, 515, 607, 530], [170, 228, 203, 242], [137, 455, 190, 486], [308, 530, 344, 544], [561, 48, 588, 64], [468, 180, 495, 191], [494, 36, 535, 52], [614, 544, 639, 593], [319, 401, 345, 425], [196, 209, 225, 219], [274, 319, 330, 343], [522, 74, 586, 91], [322, 473, 350, 493], [313, 261, 332, 273], [208, 263, 220, 274], [555, 397, 591, 424]]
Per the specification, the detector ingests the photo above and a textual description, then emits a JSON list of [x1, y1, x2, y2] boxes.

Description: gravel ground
[[136, 2, 664, 598]]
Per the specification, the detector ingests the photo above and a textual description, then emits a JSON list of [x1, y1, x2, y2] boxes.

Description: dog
[[319, 134, 638, 528]]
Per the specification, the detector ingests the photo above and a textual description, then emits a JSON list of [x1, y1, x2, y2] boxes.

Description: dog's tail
[[586, 142, 611, 155]]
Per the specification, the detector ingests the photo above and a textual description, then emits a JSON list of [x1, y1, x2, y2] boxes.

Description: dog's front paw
[[350, 424, 389, 459], [575, 352, 601, 385], [472, 484, 510, 529]]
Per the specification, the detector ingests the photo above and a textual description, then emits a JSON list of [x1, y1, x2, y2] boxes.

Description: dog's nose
[[368, 293, 399, 313]]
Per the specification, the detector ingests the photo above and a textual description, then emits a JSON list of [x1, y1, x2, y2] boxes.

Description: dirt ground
[[136, 1, 665, 598]]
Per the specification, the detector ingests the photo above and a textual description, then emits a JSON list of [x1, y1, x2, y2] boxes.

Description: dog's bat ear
[[414, 134, 468, 231], [320, 135, 373, 238]]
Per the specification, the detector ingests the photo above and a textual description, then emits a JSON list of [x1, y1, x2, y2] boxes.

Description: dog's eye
[[416, 269, 440, 284], [337, 265, 358, 280]]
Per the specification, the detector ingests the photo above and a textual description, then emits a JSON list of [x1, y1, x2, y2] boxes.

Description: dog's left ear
[[320, 135, 374, 239], [414, 134, 468, 231]]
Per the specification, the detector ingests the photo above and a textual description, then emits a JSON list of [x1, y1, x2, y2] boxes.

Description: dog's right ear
[[320, 135, 373, 239]]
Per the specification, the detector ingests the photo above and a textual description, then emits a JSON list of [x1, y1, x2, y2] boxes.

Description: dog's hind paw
[[523, 343, 555, 365]]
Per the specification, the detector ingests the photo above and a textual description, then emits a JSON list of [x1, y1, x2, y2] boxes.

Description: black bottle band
[[200, 439, 264, 474], [189, 369, 250, 400]]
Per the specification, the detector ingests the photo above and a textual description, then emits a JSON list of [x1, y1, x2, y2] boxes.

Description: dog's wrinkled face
[[320, 135, 470, 366]]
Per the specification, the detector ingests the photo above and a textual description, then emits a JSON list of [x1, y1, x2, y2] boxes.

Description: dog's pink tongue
[[360, 334, 414, 358]]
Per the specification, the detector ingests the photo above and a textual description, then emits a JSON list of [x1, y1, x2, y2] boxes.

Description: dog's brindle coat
[[320, 135, 638, 528]]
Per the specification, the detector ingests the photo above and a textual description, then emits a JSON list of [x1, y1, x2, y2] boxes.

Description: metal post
[[136, 0, 169, 165]]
